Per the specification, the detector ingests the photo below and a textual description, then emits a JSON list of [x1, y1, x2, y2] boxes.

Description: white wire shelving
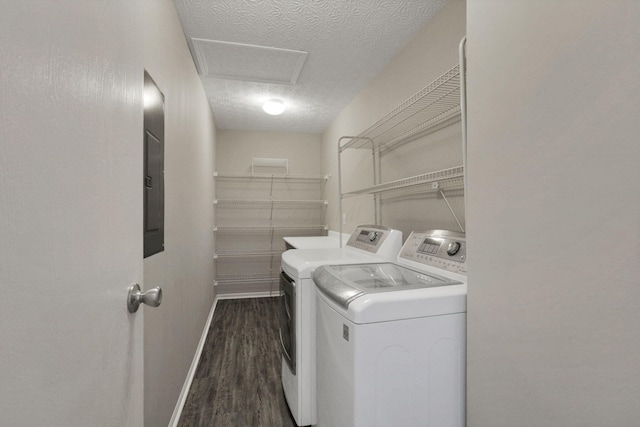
[[214, 199, 327, 206], [214, 172, 327, 182], [214, 274, 279, 284], [214, 249, 283, 259], [213, 167, 328, 294], [337, 64, 465, 232], [213, 275, 279, 295], [213, 225, 327, 232], [342, 166, 464, 198], [340, 65, 461, 153]]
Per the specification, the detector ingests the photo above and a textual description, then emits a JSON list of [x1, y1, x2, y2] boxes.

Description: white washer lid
[[314, 262, 467, 323], [281, 248, 380, 279], [282, 235, 343, 250]]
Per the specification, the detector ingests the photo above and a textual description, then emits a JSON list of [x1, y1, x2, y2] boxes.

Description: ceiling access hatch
[[191, 38, 308, 85]]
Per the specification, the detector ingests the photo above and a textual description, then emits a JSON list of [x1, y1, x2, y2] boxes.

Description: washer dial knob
[[447, 241, 461, 256], [368, 231, 379, 242]]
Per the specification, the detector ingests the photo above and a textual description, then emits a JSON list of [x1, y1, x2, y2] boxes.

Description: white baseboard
[[168, 296, 219, 427]]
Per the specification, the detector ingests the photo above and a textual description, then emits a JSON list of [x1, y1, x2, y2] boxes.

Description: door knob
[[127, 283, 162, 313]]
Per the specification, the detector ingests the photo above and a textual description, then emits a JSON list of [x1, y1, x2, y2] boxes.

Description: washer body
[[313, 230, 467, 427], [280, 225, 402, 426]]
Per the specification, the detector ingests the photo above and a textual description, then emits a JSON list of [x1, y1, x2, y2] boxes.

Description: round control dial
[[446, 241, 461, 256], [368, 231, 379, 242]]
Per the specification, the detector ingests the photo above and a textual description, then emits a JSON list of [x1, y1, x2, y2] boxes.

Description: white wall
[[321, 0, 466, 237], [143, 1, 217, 425], [466, 1, 640, 425], [215, 130, 323, 295], [216, 130, 322, 175]]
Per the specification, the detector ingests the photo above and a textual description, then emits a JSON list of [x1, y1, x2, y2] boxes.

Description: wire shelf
[[213, 160, 330, 297], [213, 225, 327, 232], [214, 249, 283, 259], [340, 65, 460, 152], [214, 274, 280, 284], [342, 166, 464, 197], [214, 172, 326, 182], [380, 178, 464, 201], [214, 199, 327, 206]]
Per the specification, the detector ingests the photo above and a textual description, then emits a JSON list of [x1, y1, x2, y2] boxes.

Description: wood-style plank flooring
[[178, 297, 297, 427]]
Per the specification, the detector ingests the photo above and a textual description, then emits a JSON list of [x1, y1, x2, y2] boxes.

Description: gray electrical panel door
[[143, 71, 164, 257]]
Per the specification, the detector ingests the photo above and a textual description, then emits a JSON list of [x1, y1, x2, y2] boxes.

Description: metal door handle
[[127, 283, 162, 313], [283, 292, 292, 319], [278, 328, 292, 363]]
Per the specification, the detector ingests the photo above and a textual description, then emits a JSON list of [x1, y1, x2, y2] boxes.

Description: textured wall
[[216, 130, 322, 175], [214, 130, 323, 295], [466, 1, 640, 425], [143, 0, 217, 425], [321, 0, 466, 237]]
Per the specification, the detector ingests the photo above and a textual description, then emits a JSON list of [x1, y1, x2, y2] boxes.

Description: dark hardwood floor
[[178, 297, 297, 427]]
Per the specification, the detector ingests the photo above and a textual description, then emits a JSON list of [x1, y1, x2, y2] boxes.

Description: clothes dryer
[[283, 231, 350, 250], [313, 230, 467, 427], [279, 225, 402, 426]]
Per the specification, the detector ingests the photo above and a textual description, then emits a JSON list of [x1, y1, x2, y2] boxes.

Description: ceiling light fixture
[[263, 99, 285, 115]]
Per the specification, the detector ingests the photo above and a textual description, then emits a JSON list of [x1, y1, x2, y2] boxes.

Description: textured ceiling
[[174, 0, 448, 134]]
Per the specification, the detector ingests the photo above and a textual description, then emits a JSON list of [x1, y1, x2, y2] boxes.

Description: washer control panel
[[346, 225, 392, 253], [399, 230, 466, 275]]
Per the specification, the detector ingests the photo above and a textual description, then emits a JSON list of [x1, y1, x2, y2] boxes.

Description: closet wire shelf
[[214, 172, 327, 182], [340, 64, 461, 152], [214, 199, 327, 205], [214, 249, 283, 259], [214, 274, 280, 284], [337, 62, 464, 233], [214, 166, 327, 295], [213, 225, 327, 232], [342, 166, 464, 198]]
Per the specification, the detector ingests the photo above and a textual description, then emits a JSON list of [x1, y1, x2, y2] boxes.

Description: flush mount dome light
[[263, 99, 285, 115]]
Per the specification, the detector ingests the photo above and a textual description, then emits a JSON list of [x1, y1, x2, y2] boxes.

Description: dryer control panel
[[399, 230, 467, 275], [345, 225, 402, 256]]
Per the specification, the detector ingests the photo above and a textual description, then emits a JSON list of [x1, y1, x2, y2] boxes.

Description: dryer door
[[279, 271, 296, 374]]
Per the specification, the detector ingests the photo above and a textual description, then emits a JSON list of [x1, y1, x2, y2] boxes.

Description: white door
[[0, 1, 145, 426]]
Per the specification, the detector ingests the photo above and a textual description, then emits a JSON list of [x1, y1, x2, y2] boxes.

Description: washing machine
[[280, 225, 402, 426], [313, 230, 467, 427]]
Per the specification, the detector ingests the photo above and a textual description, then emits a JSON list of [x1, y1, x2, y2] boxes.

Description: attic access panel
[[191, 38, 308, 85]]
